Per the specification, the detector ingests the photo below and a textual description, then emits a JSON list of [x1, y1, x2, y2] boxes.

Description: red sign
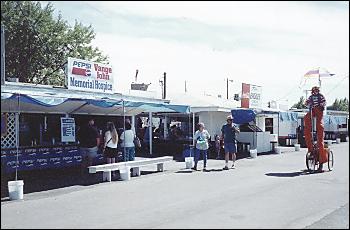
[[241, 83, 250, 108]]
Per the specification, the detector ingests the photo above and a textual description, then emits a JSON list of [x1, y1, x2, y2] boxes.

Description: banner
[[249, 84, 262, 108], [241, 83, 262, 108], [61, 117, 75, 142], [67, 57, 113, 93]]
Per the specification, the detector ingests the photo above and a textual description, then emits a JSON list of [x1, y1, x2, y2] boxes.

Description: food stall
[[1, 83, 190, 175], [231, 108, 272, 154]]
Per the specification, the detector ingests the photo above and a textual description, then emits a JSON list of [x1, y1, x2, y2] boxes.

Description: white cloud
[[54, 1, 349, 107]]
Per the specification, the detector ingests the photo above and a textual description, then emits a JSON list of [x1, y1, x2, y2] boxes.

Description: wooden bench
[[88, 156, 173, 182]]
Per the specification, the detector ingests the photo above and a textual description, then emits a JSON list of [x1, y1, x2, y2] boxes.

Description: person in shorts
[[78, 118, 100, 176], [221, 115, 240, 170]]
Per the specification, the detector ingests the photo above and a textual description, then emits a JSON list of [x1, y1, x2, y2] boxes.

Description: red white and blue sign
[[67, 57, 113, 93]]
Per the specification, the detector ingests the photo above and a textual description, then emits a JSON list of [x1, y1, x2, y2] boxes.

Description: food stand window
[[18, 113, 65, 147]]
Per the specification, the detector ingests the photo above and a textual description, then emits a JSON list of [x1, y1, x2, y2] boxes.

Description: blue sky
[[46, 1, 349, 107]]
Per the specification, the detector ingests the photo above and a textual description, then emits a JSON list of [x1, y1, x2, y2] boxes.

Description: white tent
[[168, 92, 240, 139]]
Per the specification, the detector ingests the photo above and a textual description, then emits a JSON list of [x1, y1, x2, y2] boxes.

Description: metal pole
[[15, 93, 20, 181], [163, 72, 166, 99], [192, 112, 195, 146], [122, 99, 126, 162], [1, 25, 5, 85], [164, 115, 168, 139], [131, 115, 136, 133], [319, 75, 321, 89], [149, 112, 152, 155], [278, 113, 280, 147], [226, 78, 229, 100]]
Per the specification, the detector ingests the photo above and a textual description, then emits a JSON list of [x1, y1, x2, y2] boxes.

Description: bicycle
[[305, 107, 334, 172]]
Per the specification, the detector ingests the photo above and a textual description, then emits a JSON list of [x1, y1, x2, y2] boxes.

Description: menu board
[[61, 118, 76, 142]]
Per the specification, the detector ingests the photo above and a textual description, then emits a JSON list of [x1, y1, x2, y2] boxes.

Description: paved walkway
[[1, 143, 349, 228]]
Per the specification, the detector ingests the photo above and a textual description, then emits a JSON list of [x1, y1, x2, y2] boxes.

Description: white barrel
[[346, 136, 349, 142], [270, 134, 278, 142], [249, 149, 257, 158], [294, 144, 300, 151], [185, 157, 194, 169], [275, 147, 282, 154], [8, 180, 24, 200], [120, 166, 131, 181], [336, 138, 341, 144]]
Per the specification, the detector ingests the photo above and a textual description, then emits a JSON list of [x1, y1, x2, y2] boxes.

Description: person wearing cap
[[221, 115, 240, 170], [192, 122, 211, 171], [304, 86, 327, 171]]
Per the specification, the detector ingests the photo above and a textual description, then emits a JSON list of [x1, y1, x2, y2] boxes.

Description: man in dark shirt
[[78, 118, 100, 176], [221, 115, 240, 170]]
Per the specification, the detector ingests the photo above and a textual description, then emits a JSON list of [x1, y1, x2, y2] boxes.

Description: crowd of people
[[77, 114, 241, 175], [75, 86, 330, 177], [77, 118, 138, 176]]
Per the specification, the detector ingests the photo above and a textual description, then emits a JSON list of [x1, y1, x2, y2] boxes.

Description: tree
[[327, 98, 349, 111], [291, 96, 307, 109], [1, 1, 108, 86]]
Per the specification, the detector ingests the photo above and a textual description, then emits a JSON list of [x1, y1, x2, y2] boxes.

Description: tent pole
[[15, 93, 20, 181], [278, 113, 280, 147], [192, 112, 195, 146], [254, 117, 256, 150], [131, 115, 136, 133], [123, 99, 126, 162], [149, 112, 152, 155]]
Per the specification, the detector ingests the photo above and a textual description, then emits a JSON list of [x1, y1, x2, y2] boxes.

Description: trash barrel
[[8, 180, 24, 200]]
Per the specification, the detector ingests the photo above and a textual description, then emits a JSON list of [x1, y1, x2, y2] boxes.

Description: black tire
[[306, 152, 316, 171], [328, 150, 334, 171], [306, 151, 320, 172]]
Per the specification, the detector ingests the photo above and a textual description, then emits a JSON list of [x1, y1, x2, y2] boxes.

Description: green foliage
[[291, 96, 307, 109], [1, 1, 108, 86], [327, 97, 349, 111]]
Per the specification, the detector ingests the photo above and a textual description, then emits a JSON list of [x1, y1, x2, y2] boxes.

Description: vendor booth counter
[[1, 83, 190, 174], [1, 145, 105, 174]]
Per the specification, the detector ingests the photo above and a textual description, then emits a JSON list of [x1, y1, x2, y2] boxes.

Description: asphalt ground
[[1, 142, 349, 229]]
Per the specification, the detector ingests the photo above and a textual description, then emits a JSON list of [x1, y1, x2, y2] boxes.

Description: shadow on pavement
[[175, 170, 194, 173], [265, 171, 306, 177], [265, 169, 328, 178], [140, 170, 161, 176], [205, 169, 224, 172], [1, 166, 103, 200]]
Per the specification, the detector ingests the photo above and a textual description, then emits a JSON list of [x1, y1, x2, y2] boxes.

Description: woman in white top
[[120, 122, 135, 161], [104, 122, 118, 164], [193, 122, 211, 171]]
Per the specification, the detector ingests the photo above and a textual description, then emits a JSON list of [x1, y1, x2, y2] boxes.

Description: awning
[[231, 109, 256, 124], [1, 92, 190, 115], [279, 112, 298, 122], [323, 115, 347, 125]]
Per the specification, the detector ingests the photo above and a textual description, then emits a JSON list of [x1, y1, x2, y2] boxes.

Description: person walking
[[221, 115, 240, 170], [192, 123, 211, 171], [103, 122, 119, 164]]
